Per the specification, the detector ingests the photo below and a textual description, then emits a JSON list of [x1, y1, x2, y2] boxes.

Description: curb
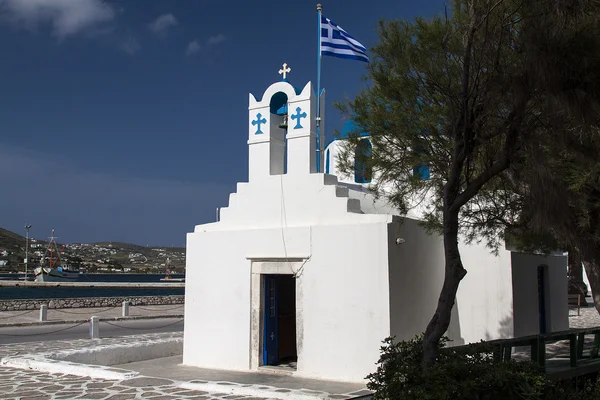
[[0, 314, 184, 328]]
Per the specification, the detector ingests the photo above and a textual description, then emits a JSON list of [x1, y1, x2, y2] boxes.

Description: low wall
[[0, 295, 184, 311]]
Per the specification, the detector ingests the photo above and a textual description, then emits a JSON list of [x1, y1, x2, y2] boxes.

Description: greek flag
[[320, 16, 369, 63]]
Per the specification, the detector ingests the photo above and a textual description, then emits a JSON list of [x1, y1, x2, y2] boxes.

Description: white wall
[[184, 220, 393, 383], [184, 226, 312, 372], [457, 240, 514, 342], [298, 223, 391, 382], [387, 218, 514, 346]]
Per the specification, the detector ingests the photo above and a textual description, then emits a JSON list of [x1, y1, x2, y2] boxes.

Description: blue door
[[537, 265, 547, 334], [263, 275, 279, 365]]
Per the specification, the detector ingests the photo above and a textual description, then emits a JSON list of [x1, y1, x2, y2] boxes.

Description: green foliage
[[367, 335, 600, 400], [335, 0, 600, 251]]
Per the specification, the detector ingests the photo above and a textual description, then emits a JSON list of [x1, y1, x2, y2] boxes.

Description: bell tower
[[247, 64, 317, 181]]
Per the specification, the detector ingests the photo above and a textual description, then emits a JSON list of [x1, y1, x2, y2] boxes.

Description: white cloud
[[0, 0, 115, 38], [207, 34, 226, 45], [185, 39, 201, 57], [148, 13, 177, 37], [120, 36, 140, 55]]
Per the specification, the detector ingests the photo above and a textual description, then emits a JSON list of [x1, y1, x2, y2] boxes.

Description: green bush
[[366, 335, 600, 400]]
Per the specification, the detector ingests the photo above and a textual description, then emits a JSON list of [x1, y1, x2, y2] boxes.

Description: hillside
[[0, 228, 185, 274]]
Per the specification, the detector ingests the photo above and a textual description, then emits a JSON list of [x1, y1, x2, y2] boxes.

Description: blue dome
[[325, 119, 370, 148], [340, 119, 370, 139]]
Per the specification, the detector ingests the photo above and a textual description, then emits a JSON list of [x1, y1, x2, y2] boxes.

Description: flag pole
[[316, 3, 323, 173]]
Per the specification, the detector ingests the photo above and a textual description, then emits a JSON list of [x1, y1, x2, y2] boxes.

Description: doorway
[[263, 274, 297, 368], [537, 265, 548, 334]]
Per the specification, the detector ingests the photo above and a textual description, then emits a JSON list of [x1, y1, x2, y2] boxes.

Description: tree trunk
[[421, 210, 467, 367]]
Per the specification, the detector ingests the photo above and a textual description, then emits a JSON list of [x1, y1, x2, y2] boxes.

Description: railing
[[474, 327, 600, 370]]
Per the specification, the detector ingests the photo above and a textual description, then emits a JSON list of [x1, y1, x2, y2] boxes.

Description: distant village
[[0, 231, 186, 274]]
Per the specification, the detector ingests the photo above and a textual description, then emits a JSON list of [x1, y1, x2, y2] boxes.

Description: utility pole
[[24, 224, 31, 281]]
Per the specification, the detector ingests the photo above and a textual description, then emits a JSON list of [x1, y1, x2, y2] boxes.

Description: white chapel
[[183, 65, 569, 383]]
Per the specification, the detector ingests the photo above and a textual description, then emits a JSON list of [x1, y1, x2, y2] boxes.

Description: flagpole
[[316, 3, 323, 173]]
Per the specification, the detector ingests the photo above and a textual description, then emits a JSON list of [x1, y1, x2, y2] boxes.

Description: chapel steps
[[218, 173, 365, 221]]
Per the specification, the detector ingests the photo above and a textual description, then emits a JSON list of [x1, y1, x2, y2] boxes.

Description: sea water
[[0, 273, 185, 300]]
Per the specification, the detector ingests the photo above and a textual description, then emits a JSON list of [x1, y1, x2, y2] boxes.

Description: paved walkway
[[0, 332, 368, 400], [1, 303, 597, 399], [0, 304, 184, 326], [0, 333, 268, 400]]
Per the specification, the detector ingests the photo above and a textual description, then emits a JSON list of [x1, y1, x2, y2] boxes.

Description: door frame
[[248, 258, 305, 371]]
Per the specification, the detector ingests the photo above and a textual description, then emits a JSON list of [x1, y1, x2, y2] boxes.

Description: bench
[[569, 294, 582, 316]]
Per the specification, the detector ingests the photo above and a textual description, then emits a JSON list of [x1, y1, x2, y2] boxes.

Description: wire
[[0, 321, 87, 337], [132, 304, 183, 312], [279, 175, 310, 278], [0, 309, 37, 320], [52, 307, 114, 315], [102, 318, 184, 330]]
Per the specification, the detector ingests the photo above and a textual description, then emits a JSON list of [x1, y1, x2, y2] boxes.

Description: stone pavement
[[0, 333, 369, 400], [0, 304, 185, 326], [0, 333, 270, 400]]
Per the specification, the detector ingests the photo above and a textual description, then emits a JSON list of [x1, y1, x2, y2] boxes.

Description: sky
[[0, 0, 446, 246]]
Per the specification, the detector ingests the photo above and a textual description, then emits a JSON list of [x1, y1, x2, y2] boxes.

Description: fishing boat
[[34, 229, 80, 282], [160, 257, 184, 282]]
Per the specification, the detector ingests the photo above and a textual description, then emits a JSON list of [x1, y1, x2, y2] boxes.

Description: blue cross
[[291, 107, 307, 129], [252, 113, 267, 134]]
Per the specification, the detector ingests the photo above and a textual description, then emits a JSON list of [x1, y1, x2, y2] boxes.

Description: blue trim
[[325, 149, 330, 174], [354, 139, 373, 183], [252, 113, 267, 135], [291, 107, 307, 129], [413, 164, 430, 180], [316, 6, 322, 173]]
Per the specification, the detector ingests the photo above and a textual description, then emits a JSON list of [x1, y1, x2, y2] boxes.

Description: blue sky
[[0, 0, 446, 246]]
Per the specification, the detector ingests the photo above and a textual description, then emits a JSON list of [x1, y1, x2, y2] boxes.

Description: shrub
[[366, 335, 554, 400]]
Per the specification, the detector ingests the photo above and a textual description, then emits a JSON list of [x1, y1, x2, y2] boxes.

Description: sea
[[0, 273, 185, 300]]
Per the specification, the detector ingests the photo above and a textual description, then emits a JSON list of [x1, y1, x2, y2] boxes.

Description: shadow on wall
[[484, 313, 514, 341], [387, 218, 465, 346]]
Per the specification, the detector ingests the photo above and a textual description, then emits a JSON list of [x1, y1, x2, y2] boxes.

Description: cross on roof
[[278, 63, 291, 80]]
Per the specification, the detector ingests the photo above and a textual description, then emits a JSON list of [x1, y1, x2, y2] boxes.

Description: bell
[[278, 114, 288, 129]]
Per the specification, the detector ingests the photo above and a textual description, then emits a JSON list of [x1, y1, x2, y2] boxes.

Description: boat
[[34, 229, 80, 282], [159, 257, 185, 282]]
